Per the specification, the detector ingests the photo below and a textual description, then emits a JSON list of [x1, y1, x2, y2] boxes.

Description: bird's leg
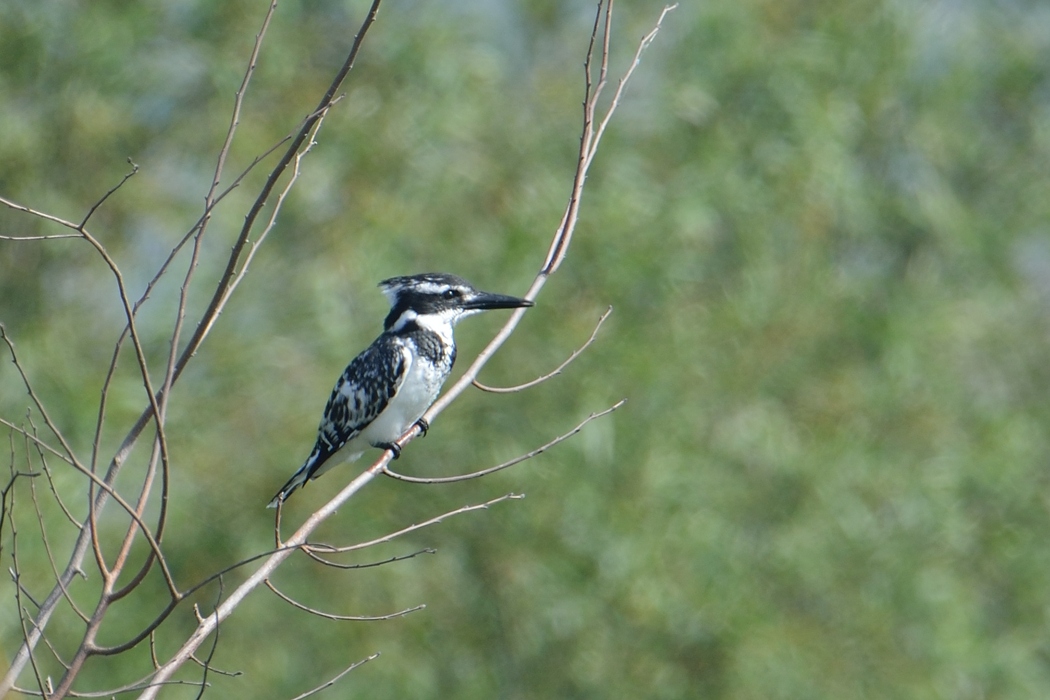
[[415, 417, 429, 437]]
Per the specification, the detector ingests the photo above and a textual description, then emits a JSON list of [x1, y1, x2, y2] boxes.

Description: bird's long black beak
[[463, 291, 534, 311]]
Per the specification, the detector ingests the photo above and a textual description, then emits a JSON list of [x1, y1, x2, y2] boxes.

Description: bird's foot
[[415, 417, 430, 437], [378, 442, 402, 459]]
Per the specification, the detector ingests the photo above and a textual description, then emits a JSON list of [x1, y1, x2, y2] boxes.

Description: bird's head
[[379, 272, 533, 333]]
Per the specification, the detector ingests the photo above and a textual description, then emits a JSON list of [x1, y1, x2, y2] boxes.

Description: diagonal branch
[[0, 2, 379, 693], [265, 579, 425, 621], [286, 653, 380, 700], [301, 494, 524, 556], [473, 306, 612, 393], [381, 399, 626, 484], [299, 547, 435, 571]]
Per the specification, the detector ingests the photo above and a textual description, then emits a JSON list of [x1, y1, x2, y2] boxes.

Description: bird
[[268, 272, 534, 507]]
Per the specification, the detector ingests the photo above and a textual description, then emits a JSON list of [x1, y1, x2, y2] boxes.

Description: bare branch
[[0, 419, 75, 468], [79, 159, 139, 229], [286, 653, 380, 700], [422, 2, 674, 433], [11, 677, 208, 698], [219, 99, 336, 306], [188, 654, 242, 678], [26, 416, 81, 527], [1, 1, 369, 689], [0, 3, 671, 694], [382, 399, 626, 485], [6, 481, 49, 697], [27, 444, 91, 624], [585, 4, 678, 172], [300, 547, 435, 571], [129, 4, 387, 690], [473, 306, 612, 393], [0, 324, 82, 468], [0, 195, 83, 231], [0, 233, 81, 241], [192, 576, 225, 700], [303, 493, 524, 556], [138, 455, 391, 698], [265, 579, 426, 621], [203, 0, 278, 216]]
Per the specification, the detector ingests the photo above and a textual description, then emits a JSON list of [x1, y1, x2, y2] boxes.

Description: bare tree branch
[[26, 416, 81, 528], [299, 547, 436, 571], [265, 579, 426, 621], [79, 159, 139, 229], [0, 232, 81, 241], [0, 0, 380, 691], [135, 7, 671, 693], [301, 493, 524, 557], [423, 2, 675, 429], [286, 653, 380, 700], [382, 399, 626, 484], [473, 306, 612, 393], [0, 2, 674, 695], [0, 324, 82, 468]]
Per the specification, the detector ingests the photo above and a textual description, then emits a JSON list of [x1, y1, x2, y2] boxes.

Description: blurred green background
[[4, 0, 1050, 697]]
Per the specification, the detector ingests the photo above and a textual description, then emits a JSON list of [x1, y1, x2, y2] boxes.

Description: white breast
[[357, 345, 444, 448]]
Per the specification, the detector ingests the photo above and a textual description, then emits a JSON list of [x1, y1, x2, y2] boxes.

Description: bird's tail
[[266, 447, 321, 508]]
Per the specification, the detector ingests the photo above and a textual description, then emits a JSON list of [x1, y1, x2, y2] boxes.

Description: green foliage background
[[3, 0, 1050, 697]]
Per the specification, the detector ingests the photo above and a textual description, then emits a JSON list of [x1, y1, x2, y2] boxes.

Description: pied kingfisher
[[268, 272, 533, 507]]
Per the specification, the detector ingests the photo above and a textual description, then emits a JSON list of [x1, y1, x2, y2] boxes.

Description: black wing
[[268, 337, 408, 506], [307, 337, 409, 478]]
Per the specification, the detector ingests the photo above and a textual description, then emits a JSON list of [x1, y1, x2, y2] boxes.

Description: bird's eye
[[442, 289, 460, 299]]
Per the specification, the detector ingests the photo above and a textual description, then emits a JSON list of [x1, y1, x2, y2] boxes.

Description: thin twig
[[26, 416, 81, 527], [265, 579, 425, 621], [193, 576, 225, 700], [0, 233, 81, 241], [0, 0, 361, 691], [300, 547, 435, 571], [10, 678, 208, 698], [303, 494, 524, 556], [130, 6, 387, 692], [0, 324, 81, 467], [26, 433, 91, 623], [286, 653, 380, 700], [188, 654, 242, 678], [79, 159, 139, 228], [0, 196, 84, 231], [382, 399, 626, 484], [6, 482, 49, 696], [473, 306, 612, 393], [584, 4, 678, 172]]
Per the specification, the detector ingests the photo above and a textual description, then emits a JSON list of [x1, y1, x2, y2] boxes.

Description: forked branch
[[137, 6, 670, 694]]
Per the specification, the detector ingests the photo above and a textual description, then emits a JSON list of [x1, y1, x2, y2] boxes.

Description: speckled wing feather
[[268, 337, 409, 506], [315, 339, 408, 463]]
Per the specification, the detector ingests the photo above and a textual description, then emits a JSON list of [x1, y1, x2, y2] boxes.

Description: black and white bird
[[268, 272, 533, 507]]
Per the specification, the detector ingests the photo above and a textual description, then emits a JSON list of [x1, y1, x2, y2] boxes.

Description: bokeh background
[[4, 0, 1050, 697]]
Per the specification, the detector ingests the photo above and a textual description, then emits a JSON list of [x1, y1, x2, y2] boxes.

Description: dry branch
[[137, 2, 672, 694], [473, 306, 613, 393], [382, 399, 627, 484], [0, 1, 676, 696], [265, 579, 426, 622]]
